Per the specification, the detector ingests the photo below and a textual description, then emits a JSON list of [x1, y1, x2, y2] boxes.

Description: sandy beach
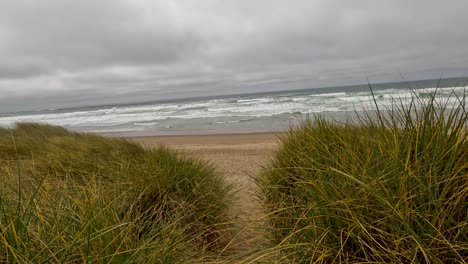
[[129, 131, 285, 146], [131, 132, 285, 250]]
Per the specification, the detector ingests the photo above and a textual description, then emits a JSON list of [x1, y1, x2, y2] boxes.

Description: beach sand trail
[[131, 132, 283, 254]]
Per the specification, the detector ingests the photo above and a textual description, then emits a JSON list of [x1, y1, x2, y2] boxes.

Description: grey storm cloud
[[0, 0, 467, 111]]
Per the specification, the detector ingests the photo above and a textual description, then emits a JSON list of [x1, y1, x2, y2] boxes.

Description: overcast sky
[[0, 0, 467, 112]]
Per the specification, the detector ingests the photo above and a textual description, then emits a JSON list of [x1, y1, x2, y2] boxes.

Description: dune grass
[[1, 86, 466, 263], [0, 123, 233, 263], [259, 88, 467, 263]]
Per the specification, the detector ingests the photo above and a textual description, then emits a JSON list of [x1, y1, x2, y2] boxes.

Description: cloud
[[0, 0, 467, 111]]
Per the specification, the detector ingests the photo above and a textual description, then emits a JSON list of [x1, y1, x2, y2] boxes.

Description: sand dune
[[131, 132, 284, 251]]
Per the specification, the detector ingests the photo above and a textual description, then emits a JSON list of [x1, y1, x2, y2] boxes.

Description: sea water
[[0, 78, 466, 136]]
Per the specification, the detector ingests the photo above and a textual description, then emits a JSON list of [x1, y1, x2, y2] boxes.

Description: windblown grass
[[259, 88, 467, 263], [0, 123, 232, 263]]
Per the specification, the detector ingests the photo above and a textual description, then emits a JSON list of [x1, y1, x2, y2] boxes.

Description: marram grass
[[0, 87, 467, 264], [259, 89, 467, 263], [0, 123, 233, 263]]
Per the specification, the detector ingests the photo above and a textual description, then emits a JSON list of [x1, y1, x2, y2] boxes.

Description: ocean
[[0, 78, 466, 136]]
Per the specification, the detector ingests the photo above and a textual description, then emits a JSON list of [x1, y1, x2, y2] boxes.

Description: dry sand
[[131, 132, 285, 252]]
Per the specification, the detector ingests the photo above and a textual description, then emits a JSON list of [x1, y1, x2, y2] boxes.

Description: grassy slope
[[259, 90, 467, 263], [1, 88, 466, 264], [0, 123, 232, 263]]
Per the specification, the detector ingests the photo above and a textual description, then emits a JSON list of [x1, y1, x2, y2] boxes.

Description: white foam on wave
[[236, 97, 277, 103], [134, 122, 159, 126], [213, 120, 241, 124], [86, 127, 146, 133], [310, 92, 347, 97], [0, 86, 465, 132]]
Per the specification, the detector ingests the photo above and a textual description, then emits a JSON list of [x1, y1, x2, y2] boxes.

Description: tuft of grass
[[0, 123, 232, 263], [259, 88, 468, 263]]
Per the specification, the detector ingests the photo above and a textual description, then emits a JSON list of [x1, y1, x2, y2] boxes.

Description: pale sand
[[130, 132, 286, 251]]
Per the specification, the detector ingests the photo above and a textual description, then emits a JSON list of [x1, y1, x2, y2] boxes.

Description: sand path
[[131, 133, 282, 253]]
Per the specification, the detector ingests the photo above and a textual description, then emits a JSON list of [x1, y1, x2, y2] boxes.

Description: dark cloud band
[[0, 0, 467, 112]]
